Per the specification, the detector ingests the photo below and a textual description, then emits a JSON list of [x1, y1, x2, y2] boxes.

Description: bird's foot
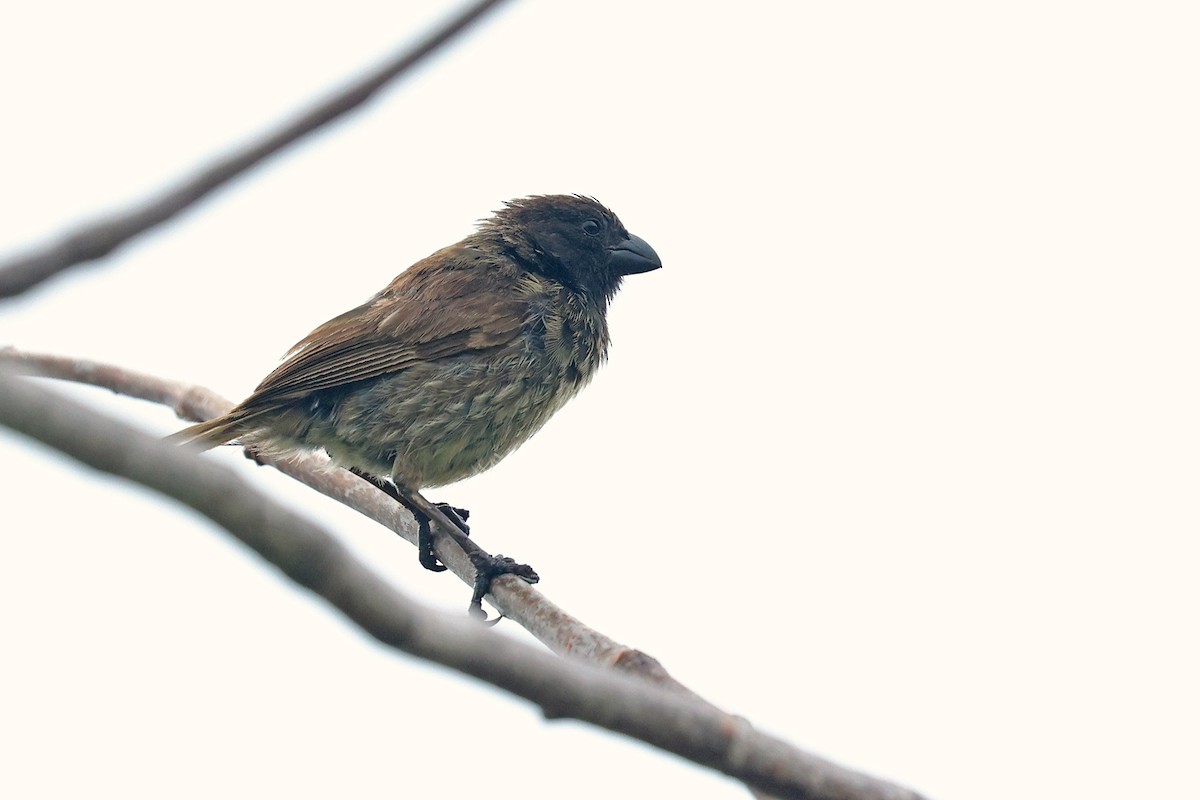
[[414, 512, 448, 573], [348, 467, 450, 573], [344, 467, 528, 618], [467, 553, 539, 623], [433, 502, 470, 534], [415, 503, 469, 572]]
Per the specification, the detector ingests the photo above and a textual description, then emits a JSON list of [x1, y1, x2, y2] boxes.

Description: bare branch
[[0, 347, 668, 678], [0, 0, 514, 299], [0, 368, 924, 800]]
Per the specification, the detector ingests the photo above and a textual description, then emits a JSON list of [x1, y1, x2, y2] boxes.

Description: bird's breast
[[524, 288, 610, 389]]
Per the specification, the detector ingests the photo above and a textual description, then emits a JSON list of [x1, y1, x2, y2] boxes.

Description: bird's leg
[[348, 467, 447, 572], [391, 476, 539, 621], [347, 467, 539, 619]]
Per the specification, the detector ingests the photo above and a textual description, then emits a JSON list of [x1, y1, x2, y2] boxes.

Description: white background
[[1, 2, 1197, 798]]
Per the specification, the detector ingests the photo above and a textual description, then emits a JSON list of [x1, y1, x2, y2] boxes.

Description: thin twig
[[0, 368, 924, 800], [0, 0, 514, 299]]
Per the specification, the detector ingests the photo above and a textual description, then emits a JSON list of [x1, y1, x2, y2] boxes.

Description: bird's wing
[[243, 246, 528, 408]]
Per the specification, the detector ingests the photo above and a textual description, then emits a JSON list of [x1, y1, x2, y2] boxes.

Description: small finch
[[171, 195, 661, 614]]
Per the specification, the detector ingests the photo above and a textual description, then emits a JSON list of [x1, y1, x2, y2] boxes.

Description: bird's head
[[483, 194, 662, 301]]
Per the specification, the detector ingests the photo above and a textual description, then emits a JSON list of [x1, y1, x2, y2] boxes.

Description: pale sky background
[[1, 2, 1197, 798]]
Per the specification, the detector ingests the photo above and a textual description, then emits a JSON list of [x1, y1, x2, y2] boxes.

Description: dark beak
[[607, 234, 662, 275]]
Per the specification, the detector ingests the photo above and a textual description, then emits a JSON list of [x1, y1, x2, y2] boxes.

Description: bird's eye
[[581, 219, 602, 236]]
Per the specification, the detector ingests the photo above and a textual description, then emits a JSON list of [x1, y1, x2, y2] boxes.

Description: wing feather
[[241, 245, 528, 408]]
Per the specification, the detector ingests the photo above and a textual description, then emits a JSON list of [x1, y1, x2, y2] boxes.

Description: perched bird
[[171, 194, 661, 614]]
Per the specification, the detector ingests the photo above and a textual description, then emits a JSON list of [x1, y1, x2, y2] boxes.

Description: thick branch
[[0, 369, 924, 800], [0, 0, 513, 299]]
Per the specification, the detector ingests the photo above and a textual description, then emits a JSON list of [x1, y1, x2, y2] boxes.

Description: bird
[[171, 194, 662, 615]]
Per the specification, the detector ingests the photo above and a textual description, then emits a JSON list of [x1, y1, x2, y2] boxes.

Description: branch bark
[[0, 351, 925, 800], [0, 0, 514, 299], [0, 348, 671, 677]]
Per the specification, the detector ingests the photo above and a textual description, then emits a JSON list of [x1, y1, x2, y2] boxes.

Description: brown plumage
[[172, 195, 661, 496]]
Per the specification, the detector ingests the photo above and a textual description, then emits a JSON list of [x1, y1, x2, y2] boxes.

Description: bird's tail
[[166, 409, 260, 451]]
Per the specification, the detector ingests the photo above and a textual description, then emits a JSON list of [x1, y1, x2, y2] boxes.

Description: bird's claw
[[467, 553, 539, 622], [416, 514, 448, 573]]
